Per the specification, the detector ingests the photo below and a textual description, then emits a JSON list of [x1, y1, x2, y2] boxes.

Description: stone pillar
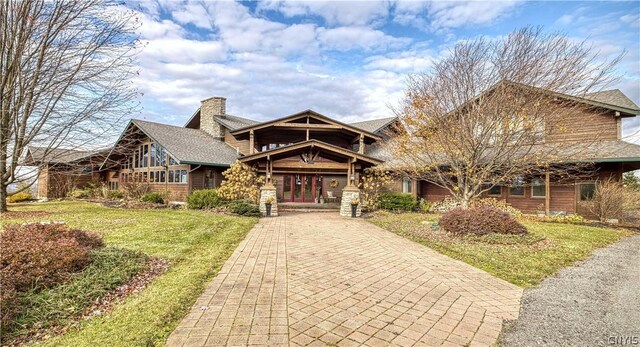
[[340, 186, 361, 217], [259, 185, 278, 217]]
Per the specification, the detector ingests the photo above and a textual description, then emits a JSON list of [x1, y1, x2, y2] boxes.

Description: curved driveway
[[167, 212, 522, 347]]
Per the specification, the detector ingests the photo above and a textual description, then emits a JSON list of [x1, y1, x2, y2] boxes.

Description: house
[[91, 87, 640, 217], [25, 147, 109, 199]]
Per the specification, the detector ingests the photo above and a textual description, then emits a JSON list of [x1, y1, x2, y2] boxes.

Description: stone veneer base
[[259, 186, 278, 217], [340, 187, 361, 217]]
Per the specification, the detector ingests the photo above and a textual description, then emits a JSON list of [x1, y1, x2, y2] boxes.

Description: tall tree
[[390, 26, 622, 207], [0, 0, 139, 212]]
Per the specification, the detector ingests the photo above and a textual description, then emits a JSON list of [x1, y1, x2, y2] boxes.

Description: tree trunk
[[0, 184, 8, 213]]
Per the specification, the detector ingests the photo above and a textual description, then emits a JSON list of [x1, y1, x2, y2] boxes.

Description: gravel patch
[[501, 234, 640, 347]]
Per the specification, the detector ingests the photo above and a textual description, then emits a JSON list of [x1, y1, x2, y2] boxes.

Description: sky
[[125, 0, 640, 143]]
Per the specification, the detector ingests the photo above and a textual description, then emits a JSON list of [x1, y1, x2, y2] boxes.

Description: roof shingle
[[584, 89, 640, 112], [132, 119, 239, 166], [349, 117, 397, 133]]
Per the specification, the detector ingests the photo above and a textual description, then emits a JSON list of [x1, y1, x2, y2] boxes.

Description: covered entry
[[239, 139, 382, 203]]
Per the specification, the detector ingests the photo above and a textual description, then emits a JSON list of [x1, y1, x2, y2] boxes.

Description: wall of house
[[546, 107, 619, 143], [417, 163, 625, 217], [37, 166, 49, 198], [224, 132, 250, 155], [40, 166, 98, 199], [189, 166, 226, 191], [271, 173, 347, 202]]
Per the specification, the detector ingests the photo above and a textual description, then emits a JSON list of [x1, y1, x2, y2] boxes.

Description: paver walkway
[[166, 213, 522, 347]]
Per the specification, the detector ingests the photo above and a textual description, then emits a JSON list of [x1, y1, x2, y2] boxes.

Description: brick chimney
[[200, 96, 226, 138]]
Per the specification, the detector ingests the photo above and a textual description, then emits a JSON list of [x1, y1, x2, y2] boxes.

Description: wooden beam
[[545, 168, 550, 216], [273, 123, 341, 129], [272, 162, 349, 170], [249, 129, 255, 154], [358, 133, 365, 154]]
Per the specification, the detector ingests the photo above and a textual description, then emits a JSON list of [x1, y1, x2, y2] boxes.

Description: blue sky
[[127, 0, 640, 143]]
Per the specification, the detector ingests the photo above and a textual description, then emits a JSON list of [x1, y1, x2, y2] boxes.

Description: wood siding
[[225, 132, 250, 155], [546, 108, 618, 143]]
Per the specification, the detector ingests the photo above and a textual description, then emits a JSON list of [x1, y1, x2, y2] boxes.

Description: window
[[532, 178, 546, 198], [488, 186, 502, 196], [181, 170, 187, 183], [142, 144, 149, 167], [150, 143, 156, 167], [579, 183, 596, 201], [159, 170, 166, 183], [402, 177, 412, 193], [169, 155, 177, 166], [168, 170, 174, 183], [510, 176, 525, 196]]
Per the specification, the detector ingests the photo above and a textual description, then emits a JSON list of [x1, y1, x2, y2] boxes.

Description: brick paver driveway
[[167, 213, 522, 347]]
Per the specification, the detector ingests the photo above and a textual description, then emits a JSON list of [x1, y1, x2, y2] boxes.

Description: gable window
[[579, 182, 596, 201], [531, 178, 546, 198], [402, 177, 412, 194], [510, 176, 525, 196], [488, 186, 502, 196]]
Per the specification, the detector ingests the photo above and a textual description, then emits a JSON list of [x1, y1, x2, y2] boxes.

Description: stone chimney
[[200, 96, 226, 138]]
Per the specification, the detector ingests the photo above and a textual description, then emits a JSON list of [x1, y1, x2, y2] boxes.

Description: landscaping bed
[[367, 210, 631, 287], [1, 201, 257, 346]]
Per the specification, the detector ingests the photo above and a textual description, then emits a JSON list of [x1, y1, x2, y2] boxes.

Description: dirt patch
[[1, 210, 50, 219]]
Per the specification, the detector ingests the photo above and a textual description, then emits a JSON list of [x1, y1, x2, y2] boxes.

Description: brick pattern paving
[[166, 213, 522, 347]]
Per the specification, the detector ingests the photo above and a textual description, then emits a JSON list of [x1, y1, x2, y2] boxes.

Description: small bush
[[140, 192, 164, 204], [378, 193, 417, 211], [70, 188, 91, 199], [579, 178, 625, 222], [227, 200, 261, 217], [0, 223, 104, 293], [187, 189, 225, 209], [106, 190, 125, 199], [440, 206, 527, 236], [7, 191, 32, 203], [418, 199, 432, 213], [470, 198, 522, 217]]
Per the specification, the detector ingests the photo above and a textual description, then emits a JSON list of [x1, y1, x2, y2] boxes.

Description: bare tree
[[0, 0, 139, 212], [390, 26, 622, 207]]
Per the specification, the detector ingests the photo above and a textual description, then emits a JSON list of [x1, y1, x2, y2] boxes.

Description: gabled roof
[[25, 146, 109, 165], [584, 89, 640, 113], [103, 119, 239, 168], [230, 109, 383, 141], [349, 117, 398, 133], [239, 139, 383, 166]]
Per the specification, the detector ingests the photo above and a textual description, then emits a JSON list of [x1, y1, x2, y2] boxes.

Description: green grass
[[5, 248, 148, 343], [368, 211, 631, 287], [1, 201, 257, 346]]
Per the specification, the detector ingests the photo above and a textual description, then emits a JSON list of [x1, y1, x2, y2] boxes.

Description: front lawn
[[1, 201, 257, 346], [368, 211, 631, 287]]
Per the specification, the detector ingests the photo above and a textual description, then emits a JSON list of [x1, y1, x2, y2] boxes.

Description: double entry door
[[282, 174, 323, 202]]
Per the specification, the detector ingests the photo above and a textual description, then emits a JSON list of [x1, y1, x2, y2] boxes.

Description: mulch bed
[[1, 210, 50, 219], [4, 257, 170, 347]]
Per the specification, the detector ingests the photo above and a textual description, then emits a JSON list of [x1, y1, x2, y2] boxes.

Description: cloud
[[258, 0, 390, 26], [318, 26, 412, 52], [364, 49, 437, 73]]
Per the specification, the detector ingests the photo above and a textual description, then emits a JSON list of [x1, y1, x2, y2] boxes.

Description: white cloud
[[427, 1, 522, 30], [364, 49, 436, 73], [171, 3, 212, 29], [318, 26, 411, 51], [258, 0, 390, 26], [140, 38, 227, 63]]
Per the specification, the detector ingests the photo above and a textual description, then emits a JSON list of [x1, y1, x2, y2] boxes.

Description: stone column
[[259, 185, 278, 217], [340, 186, 361, 217]]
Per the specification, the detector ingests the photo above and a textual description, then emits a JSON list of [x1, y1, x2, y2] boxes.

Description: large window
[[402, 177, 412, 193], [510, 176, 525, 196], [531, 178, 546, 198], [579, 183, 596, 201]]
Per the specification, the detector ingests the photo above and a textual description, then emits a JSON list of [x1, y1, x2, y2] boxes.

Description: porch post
[[545, 168, 550, 216], [249, 130, 255, 154], [340, 157, 361, 217], [358, 133, 365, 154], [259, 156, 278, 217]]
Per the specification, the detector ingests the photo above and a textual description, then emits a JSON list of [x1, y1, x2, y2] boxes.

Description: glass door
[[293, 175, 303, 202], [283, 175, 292, 201]]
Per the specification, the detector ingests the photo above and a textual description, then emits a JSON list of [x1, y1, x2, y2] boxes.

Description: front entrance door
[[283, 175, 323, 202]]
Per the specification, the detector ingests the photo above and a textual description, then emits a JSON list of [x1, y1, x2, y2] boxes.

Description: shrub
[[121, 179, 150, 199], [358, 169, 393, 210], [69, 188, 91, 199], [378, 192, 417, 211], [525, 214, 585, 224], [7, 191, 32, 203], [227, 200, 261, 217], [418, 199, 432, 213], [579, 178, 625, 222], [218, 161, 265, 203], [429, 197, 462, 213], [106, 190, 125, 199], [439, 206, 527, 236], [0, 223, 103, 293], [141, 192, 164, 204], [470, 198, 522, 217], [187, 189, 225, 209]]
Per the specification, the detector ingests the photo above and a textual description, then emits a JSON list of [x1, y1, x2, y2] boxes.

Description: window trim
[[402, 176, 412, 194], [531, 177, 546, 199]]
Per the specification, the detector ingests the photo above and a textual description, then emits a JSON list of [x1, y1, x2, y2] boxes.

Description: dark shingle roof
[[349, 117, 398, 133], [214, 114, 259, 131], [584, 89, 640, 112], [26, 146, 107, 165], [132, 119, 239, 166]]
